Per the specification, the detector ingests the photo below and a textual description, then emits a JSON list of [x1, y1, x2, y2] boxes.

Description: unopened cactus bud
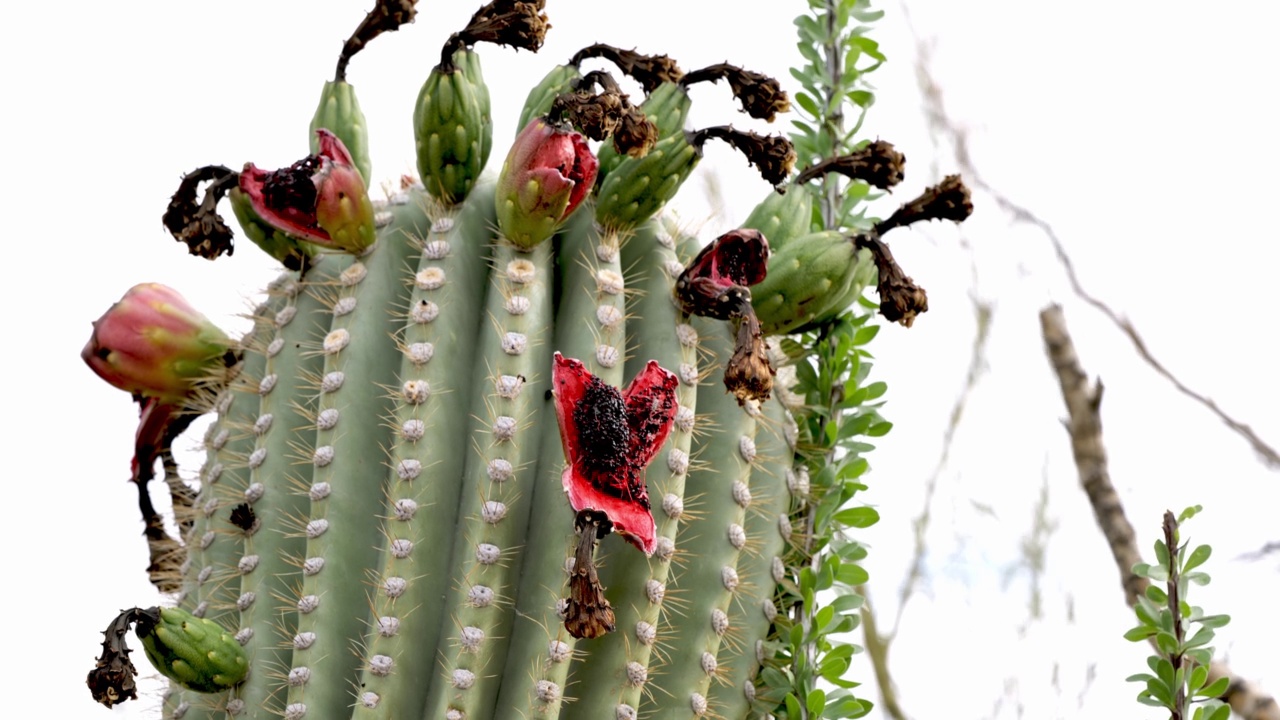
[[83, 283, 235, 403], [238, 129, 376, 255], [309, 80, 373, 185], [496, 119, 598, 249], [752, 230, 875, 335], [414, 49, 491, 204], [740, 183, 815, 252], [518, 63, 582, 133], [135, 606, 249, 693]]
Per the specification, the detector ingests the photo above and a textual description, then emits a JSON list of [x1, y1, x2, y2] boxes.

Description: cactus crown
[[82, 1, 971, 718]]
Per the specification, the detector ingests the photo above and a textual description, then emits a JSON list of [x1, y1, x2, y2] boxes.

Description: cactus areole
[[83, 1, 974, 717]]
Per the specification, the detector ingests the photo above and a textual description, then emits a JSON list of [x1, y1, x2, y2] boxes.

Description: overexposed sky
[[5, 1, 1278, 718]]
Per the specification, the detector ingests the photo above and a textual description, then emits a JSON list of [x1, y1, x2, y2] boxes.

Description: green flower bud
[[135, 606, 249, 694]]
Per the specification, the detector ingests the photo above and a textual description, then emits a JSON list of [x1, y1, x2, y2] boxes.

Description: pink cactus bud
[[552, 353, 678, 555], [238, 129, 376, 255], [83, 283, 235, 404], [496, 119, 599, 250]]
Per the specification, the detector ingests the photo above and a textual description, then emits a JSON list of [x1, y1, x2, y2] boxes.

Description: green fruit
[[752, 229, 875, 334], [309, 80, 372, 185], [414, 49, 492, 204], [135, 606, 248, 694], [516, 63, 581, 134], [594, 131, 700, 232], [740, 184, 815, 252], [595, 81, 691, 182]]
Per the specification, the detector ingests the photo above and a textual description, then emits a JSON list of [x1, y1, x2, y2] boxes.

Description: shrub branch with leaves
[[1125, 507, 1232, 720]]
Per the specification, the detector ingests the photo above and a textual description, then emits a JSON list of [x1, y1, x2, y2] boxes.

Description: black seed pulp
[[574, 377, 628, 475], [261, 156, 320, 214]]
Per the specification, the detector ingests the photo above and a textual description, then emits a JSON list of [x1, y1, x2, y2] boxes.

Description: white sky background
[[4, 1, 1278, 718]]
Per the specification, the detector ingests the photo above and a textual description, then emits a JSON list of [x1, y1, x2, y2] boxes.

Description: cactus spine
[[85, 2, 971, 718]]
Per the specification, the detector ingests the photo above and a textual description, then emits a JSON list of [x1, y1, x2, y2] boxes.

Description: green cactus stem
[[492, 205, 629, 717], [710, 390, 796, 717], [227, 260, 345, 720], [562, 219, 701, 719], [351, 186, 496, 718], [282, 212, 418, 719], [422, 231, 555, 720], [645, 317, 763, 718]]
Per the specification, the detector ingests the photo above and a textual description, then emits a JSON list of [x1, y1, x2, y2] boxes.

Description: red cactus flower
[[83, 283, 235, 404], [552, 353, 678, 555], [496, 119, 599, 249], [238, 129, 375, 255]]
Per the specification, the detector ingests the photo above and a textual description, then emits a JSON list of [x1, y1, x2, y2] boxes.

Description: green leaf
[[853, 325, 879, 345], [1123, 625, 1157, 642], [795, 41, 824, 69], [834, 506, 880, 528], [1155, 539, 1170, 568], [808, 688, 827, 715], [1206, 705, 1231, 720], [1156, 631, 1178, 656], [1198, 676, 1230, 698], [861, 381, 887, 400], [830, 594, 864, 614], [794, 91, 821, 118], [867, 421, 893, 437], [837, 458, 869, 481], [835, 563, 869, 585], [847, 90, 875, 108], [1132, 562, 1153, 579], [1185, 571, 1211, 586], [1136, 694, 1167, 709], [1178, 504, 1203, 524], [1145, 564, 1169, 583], [1145, 585, 1168, 605], [786, 692, 803, 718], [1188, 665, 1208, 693], [1195, 614, 1231, 629], [1187, 648, 1213, 666], [1183, 544, 1212, 573], [1125, 673, 1156, 683], [825, 698, 868, 718], [1183, 626, 1215, 650], [1144, 678, 1173, 707], [814, 606, 835, 634]]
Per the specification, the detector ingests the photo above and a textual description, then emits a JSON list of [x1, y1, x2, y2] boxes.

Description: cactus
[[83, 1, 973, 719]]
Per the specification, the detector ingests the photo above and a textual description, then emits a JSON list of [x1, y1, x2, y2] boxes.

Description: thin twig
[[895, 291, 991, 632], [857, 587, 909, 720], [903, 4, 1279, 470], [1040, 304, 1279, 720]]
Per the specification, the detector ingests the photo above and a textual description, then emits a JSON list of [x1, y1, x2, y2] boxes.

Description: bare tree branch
[[1040, 303, 1279, 720], [1238, 541, 1280, 562], [902, 4, 1280, 470], [857, 586, 909, 720]]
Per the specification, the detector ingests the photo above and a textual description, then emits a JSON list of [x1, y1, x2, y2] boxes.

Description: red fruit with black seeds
[[552, 353, 678, 555]]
